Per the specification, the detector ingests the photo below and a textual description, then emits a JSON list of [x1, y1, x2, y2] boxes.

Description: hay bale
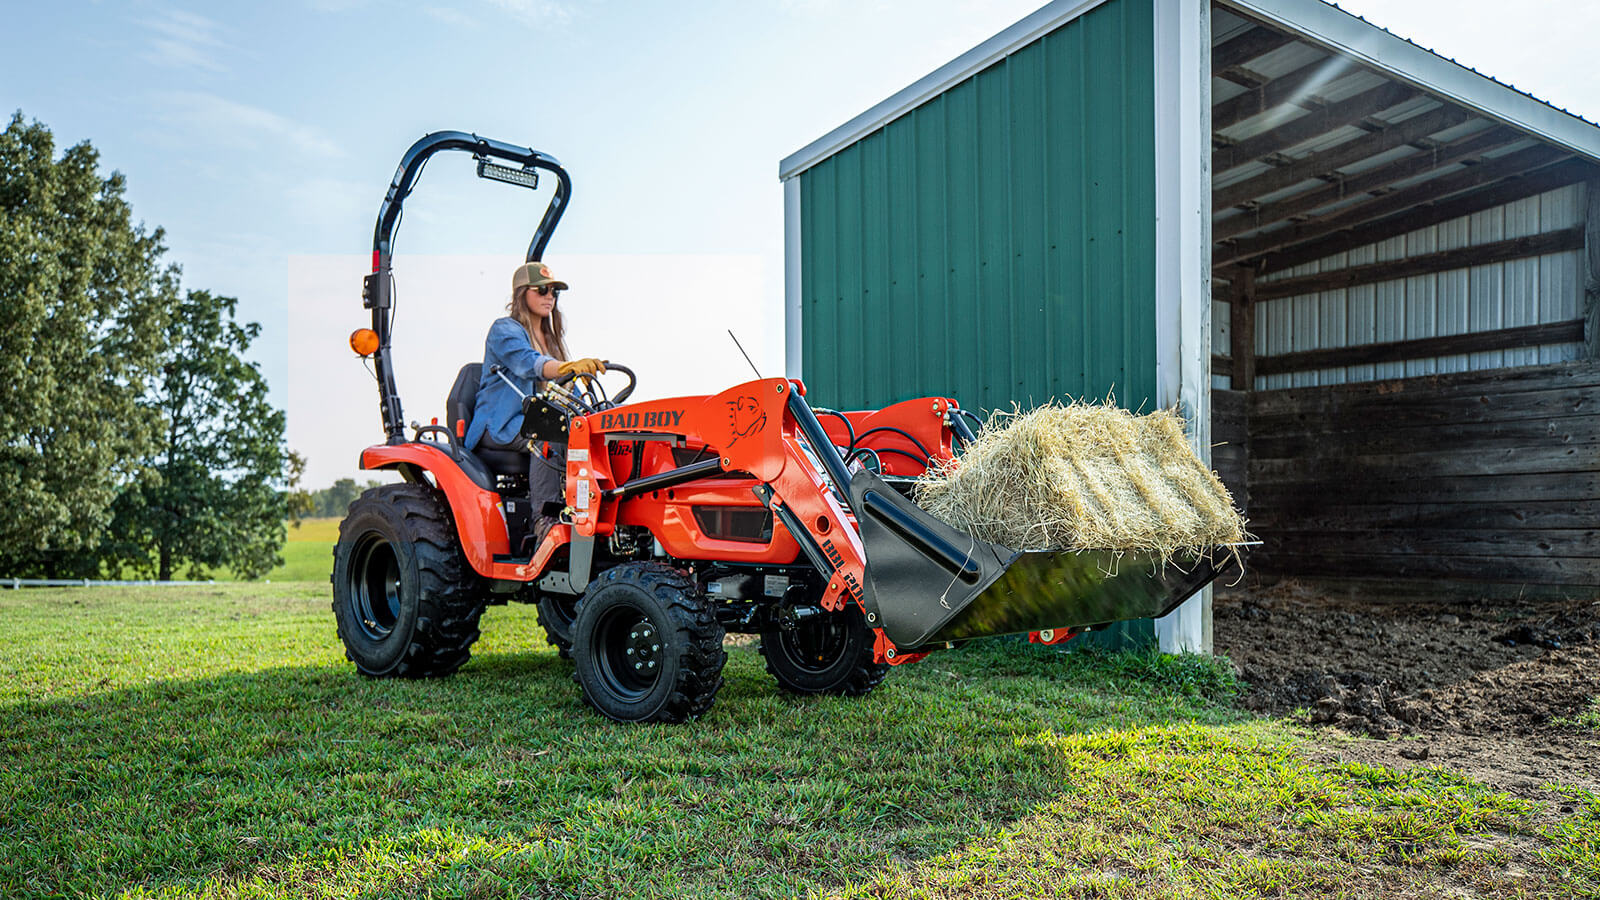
[[914, 401, 1246, 557]]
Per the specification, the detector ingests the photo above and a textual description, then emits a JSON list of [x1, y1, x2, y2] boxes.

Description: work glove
[[556, 357, 606, 378]]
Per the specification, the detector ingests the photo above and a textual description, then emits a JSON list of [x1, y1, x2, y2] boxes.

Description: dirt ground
[[1213, 580, 1600, 799]]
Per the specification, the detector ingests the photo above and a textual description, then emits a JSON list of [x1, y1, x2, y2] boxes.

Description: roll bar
[[362, 130, 572, 443]]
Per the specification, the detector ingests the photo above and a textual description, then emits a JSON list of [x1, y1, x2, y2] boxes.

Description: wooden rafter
[[1216, 145, 1574, 268], [1235, 157, 1596, 274], [1212, 56, 1352, 132], [1213, 26, 1297, 73], [1213, 107, 1477, 211], [1214, 82, 1417, 172], [1214, 125, 1523, 242]]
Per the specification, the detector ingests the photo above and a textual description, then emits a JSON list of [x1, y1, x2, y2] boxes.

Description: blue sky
[[8, 0, 1600, 486]]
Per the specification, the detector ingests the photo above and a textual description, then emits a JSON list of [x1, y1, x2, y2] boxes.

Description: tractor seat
[[447, 363, 529, 480]]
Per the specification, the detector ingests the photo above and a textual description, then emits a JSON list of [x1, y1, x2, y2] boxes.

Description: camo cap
[[512, 261, 568, 293]]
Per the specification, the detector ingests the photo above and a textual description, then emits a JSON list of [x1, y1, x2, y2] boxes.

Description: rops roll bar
[[362, 131, 572, 443]]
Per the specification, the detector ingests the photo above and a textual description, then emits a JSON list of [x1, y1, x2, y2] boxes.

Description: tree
[[0, 113, 175, 576], [104, 290, 291, 580], [284, 450, 315, 528]]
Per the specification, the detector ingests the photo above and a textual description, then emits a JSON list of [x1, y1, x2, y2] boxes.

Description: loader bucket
[[848, 470, 1232, 650]]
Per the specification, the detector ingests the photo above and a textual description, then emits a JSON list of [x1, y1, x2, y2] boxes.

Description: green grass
[[1558, 697, 1600, 731], [1, 584, 1593, 899]]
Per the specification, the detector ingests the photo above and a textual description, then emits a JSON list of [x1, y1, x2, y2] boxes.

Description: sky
[[7, 0, 1600, 488]]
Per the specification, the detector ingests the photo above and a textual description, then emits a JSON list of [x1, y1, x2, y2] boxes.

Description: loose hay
[[914, 401, 1246, 559]]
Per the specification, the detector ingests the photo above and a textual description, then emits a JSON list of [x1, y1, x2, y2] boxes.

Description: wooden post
[[1231, 269, 1256, 390]]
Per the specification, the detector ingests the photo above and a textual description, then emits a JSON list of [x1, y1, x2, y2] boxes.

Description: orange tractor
[[335, 132, 1226, 722]]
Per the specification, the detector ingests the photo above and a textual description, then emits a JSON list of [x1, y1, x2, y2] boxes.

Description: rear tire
[[535, 591, 580, 659], [571, 563, 726, 723], [331, 483, 485, 677], [759, 605, 888, 696]]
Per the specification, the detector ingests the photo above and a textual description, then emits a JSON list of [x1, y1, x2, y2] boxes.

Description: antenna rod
[[728, 329, 762, 379]]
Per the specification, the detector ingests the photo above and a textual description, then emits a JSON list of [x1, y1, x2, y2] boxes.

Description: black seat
[[447, 363, 529, 479]]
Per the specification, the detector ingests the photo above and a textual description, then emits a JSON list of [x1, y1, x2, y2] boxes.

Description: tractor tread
[[331, 483, 485, 679], [573, 562, 727, 723]]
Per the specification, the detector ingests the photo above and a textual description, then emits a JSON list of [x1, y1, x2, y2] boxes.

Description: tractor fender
[[360, 442, 511, 576]]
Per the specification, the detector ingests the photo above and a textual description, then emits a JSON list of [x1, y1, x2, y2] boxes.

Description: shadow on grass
[[1, 640, 1248, 899]]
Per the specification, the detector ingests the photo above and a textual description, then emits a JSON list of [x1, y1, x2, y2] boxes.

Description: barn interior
[[1208, 3, 1600, 595]]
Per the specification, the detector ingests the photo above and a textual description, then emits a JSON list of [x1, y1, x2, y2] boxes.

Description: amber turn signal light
[[349, 328, 380, 357]]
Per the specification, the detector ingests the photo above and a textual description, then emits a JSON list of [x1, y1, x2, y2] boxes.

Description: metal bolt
[[626, 647, 634, 655], [634, 662, 642, 670], [652, 644, 659, 652], [776, 383, 785, 393], [886, 648, 896, 659], [867, 613, 876, 622], [1039, 629, 1054, 642], [631, 631, 638, 639], [722, 457, 731, 466], [648, 660, 656, 668]]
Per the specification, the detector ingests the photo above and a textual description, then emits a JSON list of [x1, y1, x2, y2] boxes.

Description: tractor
[[333, 131, 1227, 723]]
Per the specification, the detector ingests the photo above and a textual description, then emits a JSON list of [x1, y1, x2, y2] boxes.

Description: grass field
[[1, 584, 1595, 899], [268, 518, 339, 583]]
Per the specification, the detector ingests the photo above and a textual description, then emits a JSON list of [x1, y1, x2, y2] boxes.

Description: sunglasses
[[533, 285, 562, 299]]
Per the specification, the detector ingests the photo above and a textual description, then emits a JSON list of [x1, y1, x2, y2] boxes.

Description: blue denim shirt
[[465, 317, 555, 450]]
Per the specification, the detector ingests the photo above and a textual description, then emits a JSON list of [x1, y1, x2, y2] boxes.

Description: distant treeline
[[306, 479, 388, 519]]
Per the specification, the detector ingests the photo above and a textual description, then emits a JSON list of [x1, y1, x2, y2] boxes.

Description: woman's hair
[[508, 286, 569, 362]]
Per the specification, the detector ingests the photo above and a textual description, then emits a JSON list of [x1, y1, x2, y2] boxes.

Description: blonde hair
[[509, 286, 569, 362]]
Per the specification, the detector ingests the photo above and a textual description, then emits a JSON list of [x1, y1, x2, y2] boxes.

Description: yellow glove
[[556, 357, 606, 378]]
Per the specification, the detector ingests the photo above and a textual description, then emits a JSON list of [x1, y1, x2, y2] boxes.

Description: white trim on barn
[[777, 0, 1115, 182], [1153, 0, 1214, 654], [783, 177, 804, 380]]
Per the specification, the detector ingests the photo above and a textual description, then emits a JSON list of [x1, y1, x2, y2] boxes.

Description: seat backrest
[[447, 362, 481, 439]]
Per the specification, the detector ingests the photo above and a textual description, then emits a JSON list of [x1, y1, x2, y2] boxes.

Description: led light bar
[[476, 159, 539, 190]]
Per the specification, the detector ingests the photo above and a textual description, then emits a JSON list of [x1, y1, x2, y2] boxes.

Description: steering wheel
[[553, 362, 636, 411]]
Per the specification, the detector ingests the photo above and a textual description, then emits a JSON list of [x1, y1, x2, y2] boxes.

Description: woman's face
[[523, 284, 558, 319]]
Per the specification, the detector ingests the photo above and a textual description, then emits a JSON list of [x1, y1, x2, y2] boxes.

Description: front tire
[[571, 563, 726, 723], [759, 605, 888, 696], [331, 483, 485, 677]]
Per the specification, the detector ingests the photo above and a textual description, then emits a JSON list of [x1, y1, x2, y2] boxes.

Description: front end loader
[[334, 131, 1231, 723]]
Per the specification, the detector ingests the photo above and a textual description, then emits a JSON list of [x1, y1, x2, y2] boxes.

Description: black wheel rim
[[350, 533, 402, 641], [779, 617, 851, 674], [593, 602, 663, 701]]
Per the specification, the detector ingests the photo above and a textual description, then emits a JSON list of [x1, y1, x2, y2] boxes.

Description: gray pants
[[529, 441, 567, 516]]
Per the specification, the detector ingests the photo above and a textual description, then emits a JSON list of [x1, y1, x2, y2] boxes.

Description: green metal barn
[[781, 0, 1600, 652]]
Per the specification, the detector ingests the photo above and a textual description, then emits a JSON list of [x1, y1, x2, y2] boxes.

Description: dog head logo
[[727, 396, 767, 446]]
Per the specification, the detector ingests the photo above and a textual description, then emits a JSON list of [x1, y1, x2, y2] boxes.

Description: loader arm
[[564, 377, 1234, 664]]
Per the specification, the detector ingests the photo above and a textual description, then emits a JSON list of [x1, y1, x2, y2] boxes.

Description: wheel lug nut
[[648, 661, 656, 668], [634, 662, 642, 670], [626, 648, 633, 655], [651, 644, 659, 651]]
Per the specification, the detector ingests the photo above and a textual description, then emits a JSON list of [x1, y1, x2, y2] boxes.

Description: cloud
[[139, 8, 233, 72], [482, 0, 575, 27], [157, 91, 345, 159], [423, 5, 480, 27]]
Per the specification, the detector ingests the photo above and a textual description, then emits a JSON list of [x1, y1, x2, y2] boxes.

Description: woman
[[466, 261, 605, 545]]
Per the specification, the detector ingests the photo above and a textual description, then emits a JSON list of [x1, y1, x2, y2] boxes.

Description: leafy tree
[[284, 450, 315, 528], [0, 113, 174, 576], [105, 290, 290, 580]]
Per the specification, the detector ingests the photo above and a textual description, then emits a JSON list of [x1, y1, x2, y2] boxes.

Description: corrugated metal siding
[[798, 0, 1157, 415], [1254, 184, 1587, 389]]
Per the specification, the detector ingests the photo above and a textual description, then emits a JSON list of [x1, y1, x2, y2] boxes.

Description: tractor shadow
[[3, 640, 1247, 898]]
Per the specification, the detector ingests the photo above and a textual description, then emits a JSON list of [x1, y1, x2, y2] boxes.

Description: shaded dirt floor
[[1213, 580, 1600, 799]]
